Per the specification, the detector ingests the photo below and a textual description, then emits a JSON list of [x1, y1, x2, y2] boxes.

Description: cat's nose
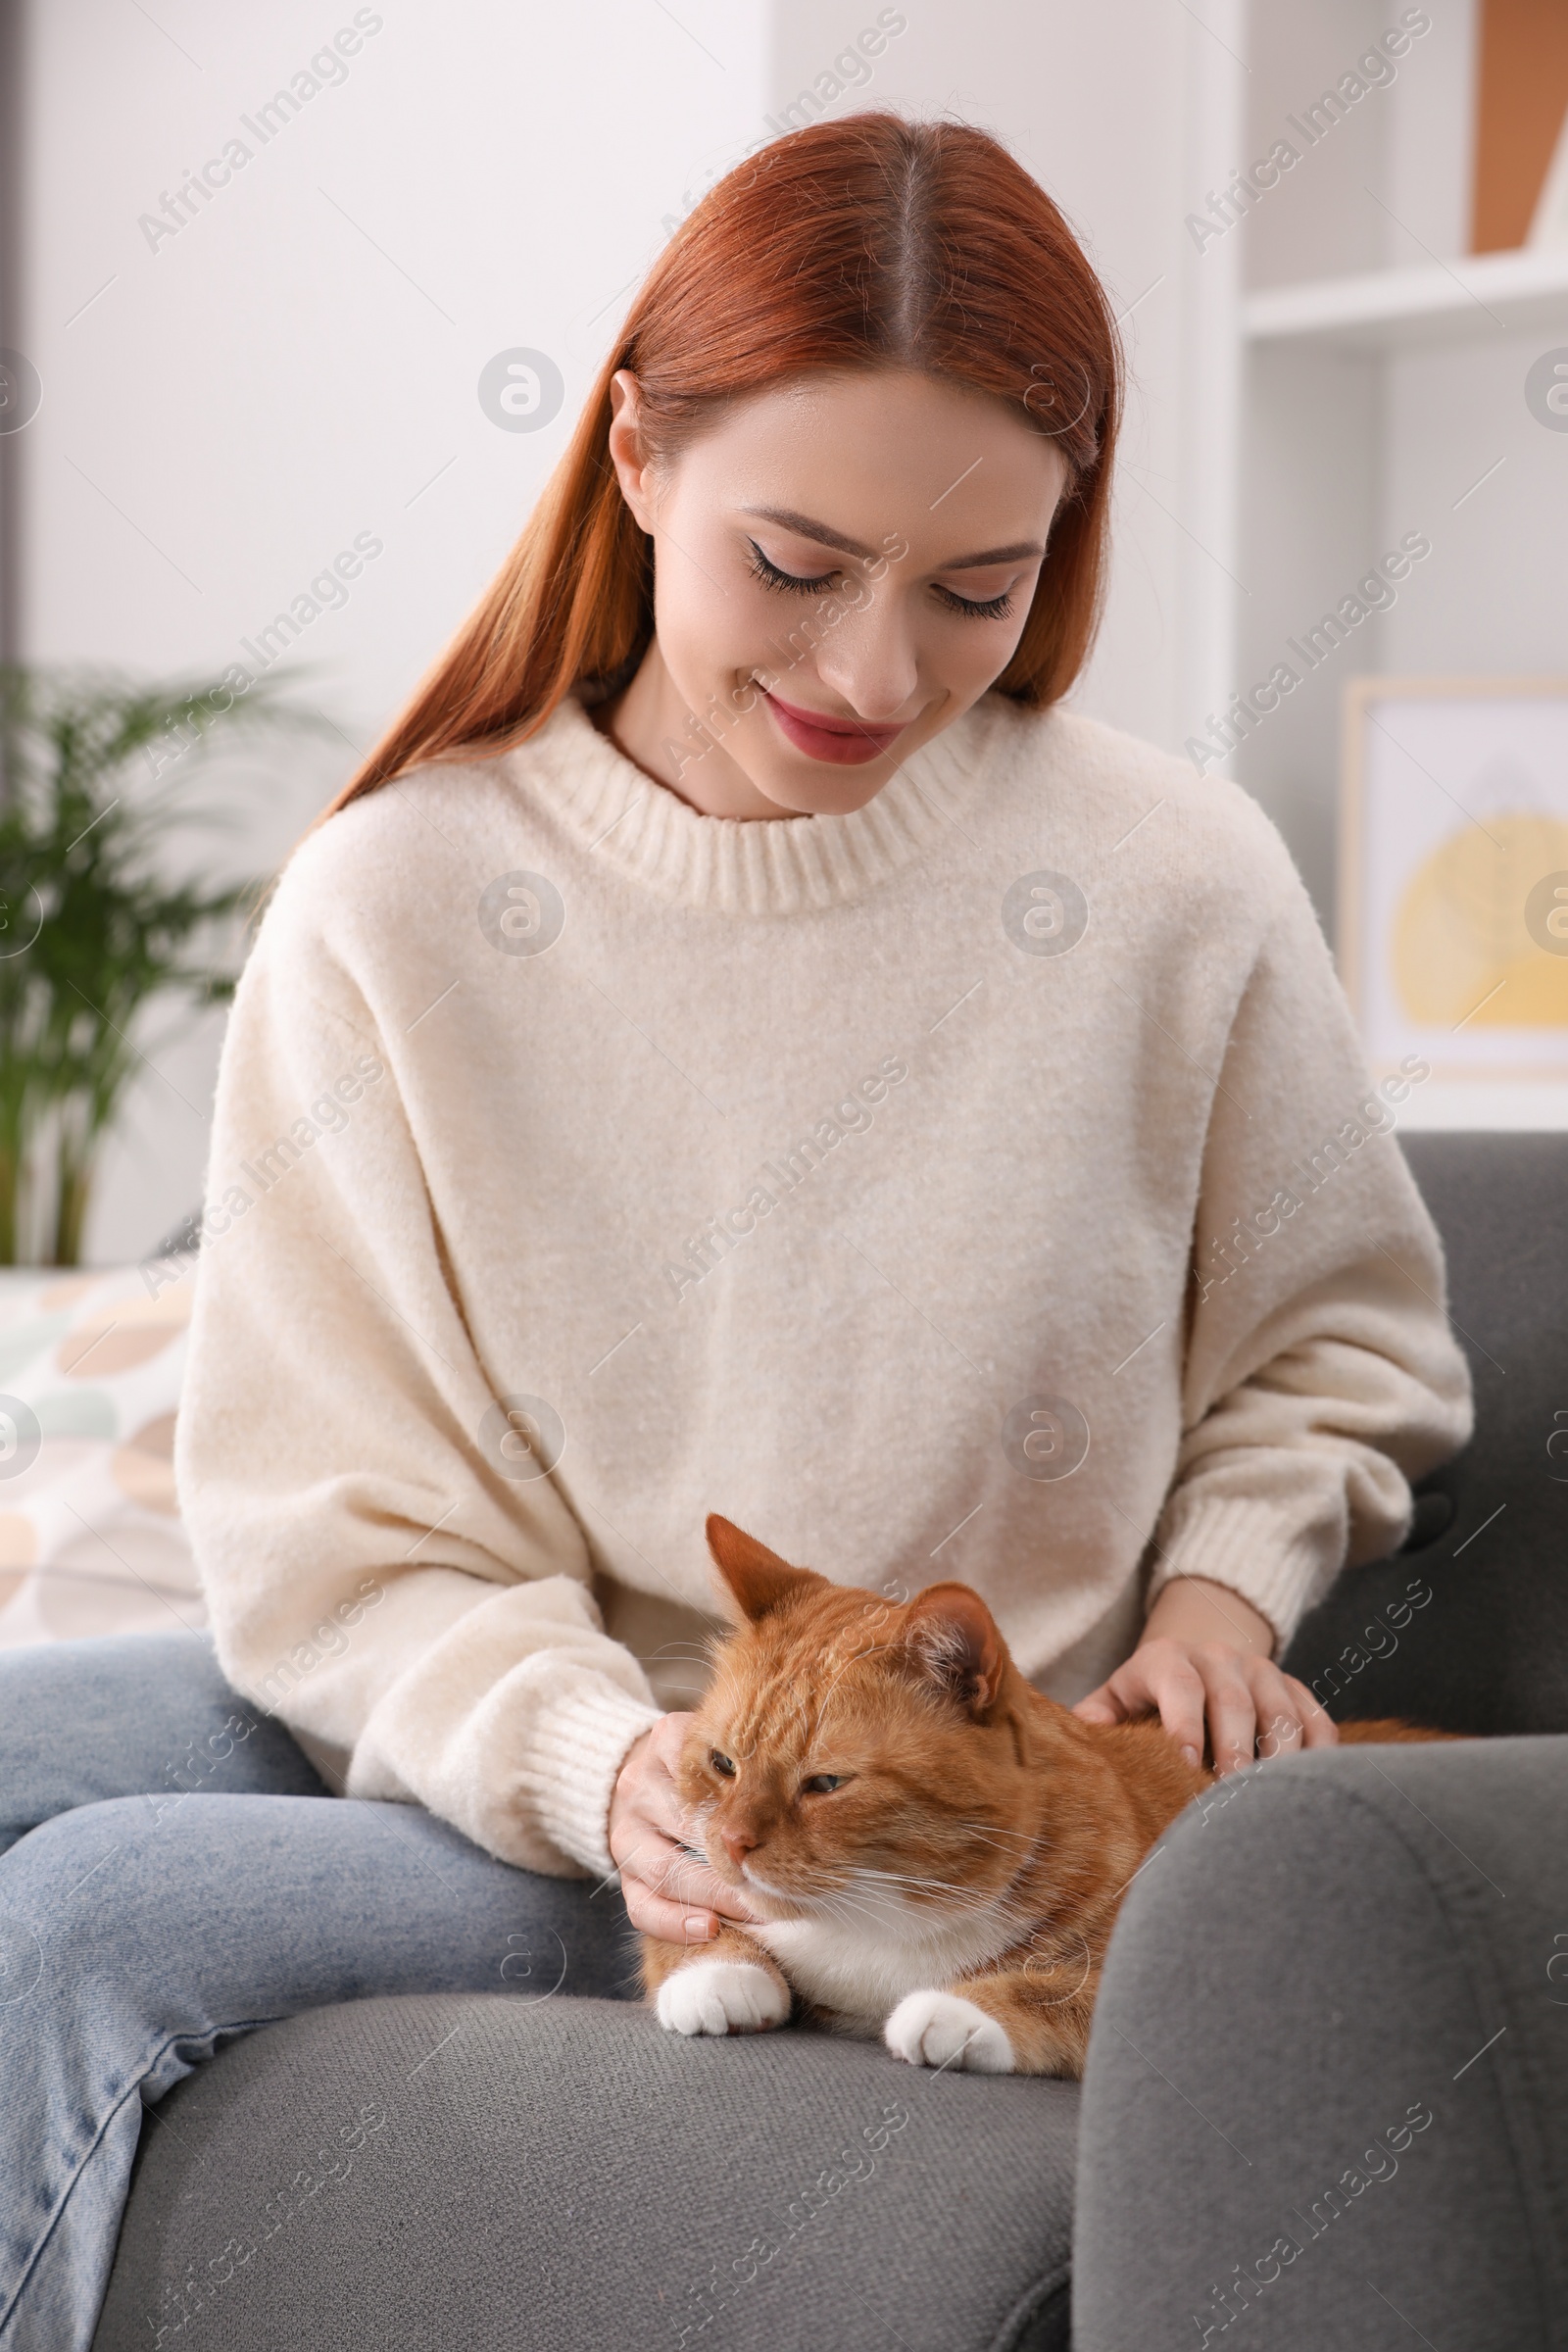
[[719, 1825, 758, 1865]]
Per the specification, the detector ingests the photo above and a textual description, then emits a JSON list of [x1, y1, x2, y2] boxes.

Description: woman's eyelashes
[[747, 540, 835, 596], [934, 581, 1014, 620], [744, 538, 1015, 621]]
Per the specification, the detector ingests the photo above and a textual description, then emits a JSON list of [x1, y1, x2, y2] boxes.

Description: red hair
[[331, 112, 1123, 810]]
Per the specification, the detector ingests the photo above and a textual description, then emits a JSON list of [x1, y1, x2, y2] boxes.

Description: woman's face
[[602, 368, 1071, 819]]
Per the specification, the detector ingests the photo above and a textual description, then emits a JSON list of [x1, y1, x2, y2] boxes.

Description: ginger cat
[[641, 1514, 1448, 2079]]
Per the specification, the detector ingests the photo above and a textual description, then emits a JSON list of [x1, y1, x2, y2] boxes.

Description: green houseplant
[[0, 665, 319, 1265]]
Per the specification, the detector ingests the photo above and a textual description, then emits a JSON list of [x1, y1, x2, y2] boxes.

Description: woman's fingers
[[609, 1714, 759, 1944], [1070, 1690, 1121, 1725], [672, 1844, 759, 1925], [616, 1818, 703, 1906], [1250, 1662, 1314, 1758], [614, 1821, 722, 1944], [1244, 1664, 1338, 1758], [1092, 1642, 1210, 1765], [1286, 1670, 1340, 1748], [620, 1870, 718, 1945], [1198, 1654, 1341, 1771], [1079, 1642, 1343, 1774], [613, 1804, 759, 1937], [1179, 1646, 1255, 1774]]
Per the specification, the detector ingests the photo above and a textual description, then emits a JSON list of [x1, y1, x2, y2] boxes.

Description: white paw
[[656, 1959, 790, 2037], [884, 1989, 1014, 2074]]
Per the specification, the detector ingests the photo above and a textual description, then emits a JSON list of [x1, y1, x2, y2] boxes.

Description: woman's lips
[[761, 689, 906, 766]]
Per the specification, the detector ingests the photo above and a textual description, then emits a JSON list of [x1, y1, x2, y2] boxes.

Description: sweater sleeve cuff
[[519, 1677, 663, 1880], [1146, 1494, 1341, 1653]]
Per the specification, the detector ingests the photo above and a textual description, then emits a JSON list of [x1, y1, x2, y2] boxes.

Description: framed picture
[[1340, 676, 1568, 1082]]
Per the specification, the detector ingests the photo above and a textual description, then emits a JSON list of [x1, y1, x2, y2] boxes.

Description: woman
[[0, 113, 1470, 2346]]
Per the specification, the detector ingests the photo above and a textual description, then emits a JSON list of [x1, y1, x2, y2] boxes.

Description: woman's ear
[[706, 1513, 826, 1623], [900, 1583, 1007, 1717], [606, 368, 658, 534]]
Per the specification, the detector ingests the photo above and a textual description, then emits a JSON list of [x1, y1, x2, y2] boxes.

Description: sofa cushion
[[1284, 1132, 1568, 1735], [92, 1993, 1075, 2352], [0, 1267, 200, 1651]]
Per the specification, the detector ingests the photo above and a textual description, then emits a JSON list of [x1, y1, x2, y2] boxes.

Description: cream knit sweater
[[177, 690, 1473, 1881]]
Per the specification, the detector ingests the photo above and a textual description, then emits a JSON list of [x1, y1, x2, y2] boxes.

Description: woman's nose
[[812, 598, 920, 722]]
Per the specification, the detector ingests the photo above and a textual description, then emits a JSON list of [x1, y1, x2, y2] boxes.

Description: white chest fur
[[750, 1888, 1020, 2032]]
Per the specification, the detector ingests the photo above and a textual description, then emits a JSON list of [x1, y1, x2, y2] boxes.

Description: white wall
[[19, 0, 769, 1259], [1243, 0, 1477, 288], [767, 0, 1195, 757], [19, 0, 1207, 1260]]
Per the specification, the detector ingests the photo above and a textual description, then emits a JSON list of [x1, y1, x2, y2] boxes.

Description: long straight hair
[[329, 112, 1123, 812]]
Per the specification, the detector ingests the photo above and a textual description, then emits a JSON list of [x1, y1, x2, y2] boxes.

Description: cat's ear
[[901, 1583, 1006, 1717], [706, 1514, 825, 1622]]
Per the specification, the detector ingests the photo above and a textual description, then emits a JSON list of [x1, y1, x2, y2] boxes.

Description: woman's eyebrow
[[742, 506, 1044, 570], [742, 505, 876, 559], [941, 539, 1046, 570]]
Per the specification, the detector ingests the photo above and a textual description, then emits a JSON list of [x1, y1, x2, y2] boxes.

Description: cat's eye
[[802, 1773, 846, 1794], [710, 1749, 736, 1778]]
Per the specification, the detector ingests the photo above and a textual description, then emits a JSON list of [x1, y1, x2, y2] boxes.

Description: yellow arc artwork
[[1394, 814, 1568, 1027]]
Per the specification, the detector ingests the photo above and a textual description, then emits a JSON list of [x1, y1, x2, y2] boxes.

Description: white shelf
[[1243, 245, 1568, 354], [1395, 1082, 1568, 1133]]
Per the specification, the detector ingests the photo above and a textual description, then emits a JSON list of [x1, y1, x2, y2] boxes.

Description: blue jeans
[[0, 1632, 634, 2351]]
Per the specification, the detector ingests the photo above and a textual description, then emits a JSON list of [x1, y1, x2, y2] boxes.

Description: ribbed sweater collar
[[509, 690, 1008, 916]]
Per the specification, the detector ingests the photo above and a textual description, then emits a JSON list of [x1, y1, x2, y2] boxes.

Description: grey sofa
[[92, 1133, 1567, 2351]]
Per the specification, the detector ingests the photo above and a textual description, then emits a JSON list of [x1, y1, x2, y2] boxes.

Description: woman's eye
[[710, 1750, 736, 1778], [802, 1773, 845, 1794], [933, 583, 1015, 621], [747, 540, 837, 596]]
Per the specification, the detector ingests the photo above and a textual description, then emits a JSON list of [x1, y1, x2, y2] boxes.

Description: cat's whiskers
[[862, 1819, 1050, 1885], [811, 1881, 897, 1933], [846, 1862, 1003, 1900], [951, 1818, 1042, 1848], [948, 1824, 1053, 1886], [840, 1866, 1015, 1928], [941, 1831, 1032, 1870], [838, 1877, 975, 1941], [736, 1863, 882, 1928], [776, 1887, 881, 1937], [840, 1864, 1044, 1943]]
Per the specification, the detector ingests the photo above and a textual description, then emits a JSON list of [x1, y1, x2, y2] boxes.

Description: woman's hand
[[609, 1712, 760, 1945], [1071, 1574, 1339, 1774]]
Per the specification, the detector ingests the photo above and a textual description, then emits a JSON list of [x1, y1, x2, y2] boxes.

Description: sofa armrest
[[1073, 1738, 1568, 2350]]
